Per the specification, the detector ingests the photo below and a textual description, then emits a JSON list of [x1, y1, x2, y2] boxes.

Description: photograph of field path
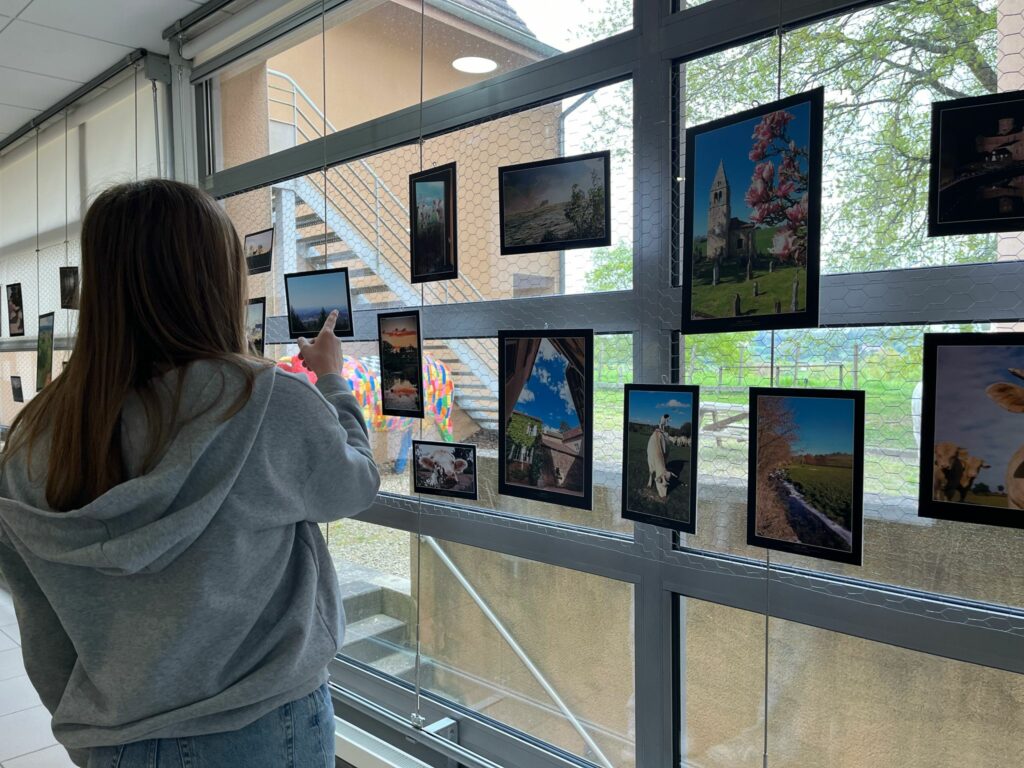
[[749, 388, 864, 564]]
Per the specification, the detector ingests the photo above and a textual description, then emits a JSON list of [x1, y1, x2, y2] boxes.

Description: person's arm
[[297, 312, 381, 521]]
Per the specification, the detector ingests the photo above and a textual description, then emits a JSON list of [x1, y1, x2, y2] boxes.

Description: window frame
[[180, 1, 1024, 767]]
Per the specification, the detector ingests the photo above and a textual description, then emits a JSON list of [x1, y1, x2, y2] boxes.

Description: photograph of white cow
[[622, 384, 699, 533], [412, 440, 477, 501], [920, 333, 1024, 529]]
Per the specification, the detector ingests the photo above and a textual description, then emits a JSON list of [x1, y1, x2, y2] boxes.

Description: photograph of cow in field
[[920, 333, 1024, 529], [747, 388, 864, 565], [413, 441, 477, 501], [622, 384, 699, 533]]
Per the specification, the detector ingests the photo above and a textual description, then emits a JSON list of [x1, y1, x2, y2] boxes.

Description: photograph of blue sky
[[415, 180, 444, 208], [690, 101, 811, 239], [288, 271, 350, 315], [503, 157, 605, 216], [767, 395, 854, 456], [512, 338, 582, 431], [934, 344, 1024, 489], [628, 390, 693, 429]]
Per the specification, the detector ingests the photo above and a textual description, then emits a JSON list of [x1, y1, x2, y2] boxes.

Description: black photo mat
[[11, 376, 23, 403], [919, 332, 1024, 530], [59, 266, 79, 310], [928, 90, 1024, 237], [747, 387, 865, 565], [244, 227, 275, 275], [377, 309, 425, 419], [283, 267, 354, 339], [498, 151, 611, 256], [412, 440, 478, 501], [498, 329, 593, 511], [682, 88, 823, 335], [246, 297, 266, 357], [7, 283, 24, 337], [410, 163, 458, 283], [36, 312, 54, 393], [621, 384, 699, 534]]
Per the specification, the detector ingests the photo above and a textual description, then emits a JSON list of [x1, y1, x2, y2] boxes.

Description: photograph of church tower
[[682, 88, 823, 334]]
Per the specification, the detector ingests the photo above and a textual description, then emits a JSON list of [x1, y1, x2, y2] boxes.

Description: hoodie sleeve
[[300, 373, 381, 522]]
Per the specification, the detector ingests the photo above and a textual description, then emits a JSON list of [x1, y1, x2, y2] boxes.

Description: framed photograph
[[36, 312, 55, 393], [920, 332, 1024, 529], [283, 267, 354, 339], [246, 297, 266, 357], [412, 440, 478, 501], [747, 387, 864, 565], [377, 309, 424, 418], [59, 266, 79, 310], [410, 163, 457, 283], [682, 88, 823, 334], [11, 376, 23, 403], [621, 384, 699, 533], [244, 227, 274, 275], [929, 91, 1024, 237], [499, 329, 593, 510], [7, 283, 24, 337], [498, 151, 611, 256]]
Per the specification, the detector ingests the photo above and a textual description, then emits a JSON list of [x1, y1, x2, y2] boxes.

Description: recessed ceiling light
[[452, 56, 498, 74]]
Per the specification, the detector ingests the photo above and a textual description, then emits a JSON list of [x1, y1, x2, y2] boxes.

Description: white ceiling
[[0, 0, 205, 142]]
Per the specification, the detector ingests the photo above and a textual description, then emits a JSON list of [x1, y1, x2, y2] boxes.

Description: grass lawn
[[963, 491, 1009, 508], [691, 263, 807, 318], [785, 462, 853, 528]]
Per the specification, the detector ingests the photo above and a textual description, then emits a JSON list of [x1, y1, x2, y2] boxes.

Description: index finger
[[320, 309, 338, 336]]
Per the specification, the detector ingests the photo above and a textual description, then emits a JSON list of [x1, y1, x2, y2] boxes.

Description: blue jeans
[[86, 683, 334, 768]]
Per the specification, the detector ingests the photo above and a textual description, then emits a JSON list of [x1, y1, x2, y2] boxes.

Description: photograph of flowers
[[682, 88, 823, 334]]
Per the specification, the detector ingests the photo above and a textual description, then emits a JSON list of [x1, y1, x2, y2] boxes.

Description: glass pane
[[421, 538, 635, 766], [680, 325, 1024, 608], [679, 597, 765, 768], [766, 617, 1024, 768], [326, 518, 418, 683], [400, 335, 631, 534], [213, 0, 632, 173], [679, 0, 1010, 274]]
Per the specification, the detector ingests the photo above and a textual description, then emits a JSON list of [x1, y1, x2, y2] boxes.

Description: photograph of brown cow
[[920, 332, 1024, 529]]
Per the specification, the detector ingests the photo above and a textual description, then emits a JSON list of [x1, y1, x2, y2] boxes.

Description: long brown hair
[[4, 179, 262, 511]]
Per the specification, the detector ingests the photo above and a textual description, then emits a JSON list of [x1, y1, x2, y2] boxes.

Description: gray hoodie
[[0, 360, 380, 766]]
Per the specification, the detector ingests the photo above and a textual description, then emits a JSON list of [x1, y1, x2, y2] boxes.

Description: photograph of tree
[[7, 283, 24, 337], [36, 312, 54, 393], [246, 297, 266, 357], [929, 91, 1024, 236], [284, 267, 354, 339], [499, 330, 593, 510], [919, 333, 1024, 529], [622, 384, 699, 533], [378, 310, 423, 418], [413, 440, 477, 501], [11, 376, 22, 403], [244, 228, 274, 275], [59, 267, 79, 310], [683, 89, 822, 334], [748, 388, 864, 564], [410, 163, 457, 283], [499, 151, 611, 255]]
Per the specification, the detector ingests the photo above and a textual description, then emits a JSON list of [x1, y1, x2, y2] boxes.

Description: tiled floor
[[0, 590, 75, 768]]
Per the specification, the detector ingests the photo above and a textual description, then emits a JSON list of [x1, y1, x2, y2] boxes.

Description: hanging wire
[[321, 0, 330, 547], [34, 128, 40, 330], [134, 65, 140, 180], [64, 109, 71, 350]]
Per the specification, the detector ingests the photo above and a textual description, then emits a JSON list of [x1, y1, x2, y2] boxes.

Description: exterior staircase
[[268, 69, 499, 433]]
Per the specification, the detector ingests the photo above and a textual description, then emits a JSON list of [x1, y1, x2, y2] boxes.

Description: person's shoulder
[[269, 367, 337, 417]]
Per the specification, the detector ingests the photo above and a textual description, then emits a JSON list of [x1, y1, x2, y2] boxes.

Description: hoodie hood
[[0, 359, 274, 575]]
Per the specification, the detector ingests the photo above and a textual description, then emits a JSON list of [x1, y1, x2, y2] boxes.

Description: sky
[[245, 301, 263, 330], [628, 389, 693, 429], [505, 1, 601, 52], [933, 344, 1024, 488], [690, 100, 811, 239], [766, 395, 854, 456], [381, 315, 420, 350], [512, 338, 581, 431], [415, 180, 444, 207], [502, 156, 605, 215], [288, 271, 350, 313]]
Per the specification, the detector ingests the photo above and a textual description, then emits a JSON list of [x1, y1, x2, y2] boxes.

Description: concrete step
[[368, 650, 417, 682], [342, 614, 409, 664], [339, 580, 383, 624]]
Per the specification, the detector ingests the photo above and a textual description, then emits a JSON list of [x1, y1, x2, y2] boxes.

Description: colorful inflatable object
[[277, 354, 455, 470]]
